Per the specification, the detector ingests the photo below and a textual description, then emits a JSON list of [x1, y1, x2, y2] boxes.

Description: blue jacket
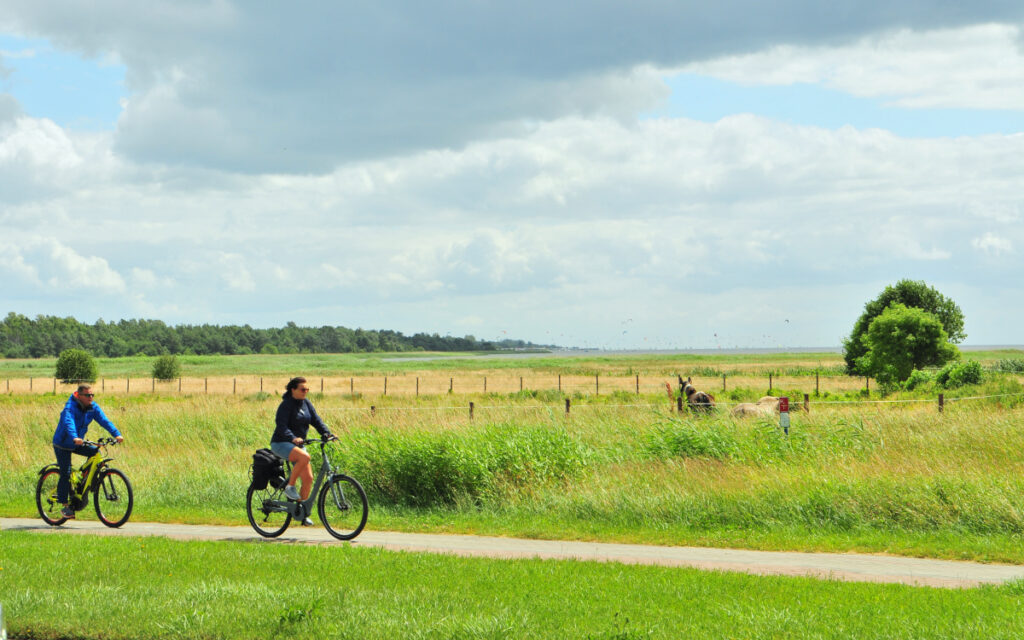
[[272, 393, 331, 443], [53, 394, 121, 449]]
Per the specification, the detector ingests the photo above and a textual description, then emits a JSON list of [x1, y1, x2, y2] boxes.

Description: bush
[[55, 349, 98, 383], [936, 360, 984, 389], [152, 354, 181, 381], [902, 369, 933, 391]]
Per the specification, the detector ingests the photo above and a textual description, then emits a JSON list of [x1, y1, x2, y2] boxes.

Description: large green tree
[[843, 279, 965, 375], [856, 304, 960, 386]]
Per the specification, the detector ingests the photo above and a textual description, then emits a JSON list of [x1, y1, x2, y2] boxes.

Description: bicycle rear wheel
[[246, 483, 292, 537], [318, 474, 368, 541], [35, 468, 67, 526], [94, 468, 134, 528]]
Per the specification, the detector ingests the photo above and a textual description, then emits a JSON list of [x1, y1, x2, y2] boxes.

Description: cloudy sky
[[1, 2, 1023, 349]]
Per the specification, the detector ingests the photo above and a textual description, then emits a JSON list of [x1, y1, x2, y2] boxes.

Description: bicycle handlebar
[[301, 436, 338, 445], [84, 437, 120, 447]]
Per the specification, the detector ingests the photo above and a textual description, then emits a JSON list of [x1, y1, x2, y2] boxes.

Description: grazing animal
[[678, 375, 715, 412], [731, 395, 781, 418]]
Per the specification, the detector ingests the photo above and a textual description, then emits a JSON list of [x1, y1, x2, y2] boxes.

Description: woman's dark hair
[[286, 377, 307, 393]]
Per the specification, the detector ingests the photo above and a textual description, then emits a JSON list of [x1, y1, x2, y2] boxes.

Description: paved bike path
[[3, 517, 1023, 589]]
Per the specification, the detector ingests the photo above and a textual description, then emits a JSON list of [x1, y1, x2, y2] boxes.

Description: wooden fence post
[[321, 377, 324, 393], [179, 378, 182, 392], [939, 393, 944, 413], [520, 376, 523, 392], [371, 405, 376, 417], [152, 378, 155, 392], [449, 378, 453, 394], [803, 393, 809, 413], [102, 378, 104, 392], [595, 374, 599, 395], [815, 372, 819, 396], [469, 402, 474, 419], [259, 377, 262, 392], [384, 376, 388, 396], [53, 378, 56, 393], [350, 377, 354, 395], [416, 377, 419, 397], [565, 398, 570, 415], [722, 374, 726, 392], [558, 374, 561, 393], [29, 377, 33, 391], [205, 377, 208, 393], [865, 377, 870, 394], [676, 396, 683, 412], [127, 377, 130, 393], [768, 373, 772, 392], [484, 376, 487, 393], [233, 378, 236, 394]]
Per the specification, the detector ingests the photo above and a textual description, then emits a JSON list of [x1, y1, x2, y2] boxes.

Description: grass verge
[[2, 531, 1024, 639]]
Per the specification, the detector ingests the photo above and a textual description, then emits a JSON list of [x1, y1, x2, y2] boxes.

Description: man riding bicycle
[[52, 383, 124, 519]]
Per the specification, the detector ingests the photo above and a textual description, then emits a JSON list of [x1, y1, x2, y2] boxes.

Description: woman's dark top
[[272, 392, 333, 443]]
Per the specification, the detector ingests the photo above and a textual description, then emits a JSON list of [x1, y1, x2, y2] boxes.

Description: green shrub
[[936, 360, 984, 389], [646, 420, 740, 461], [152, 354, 181, 381], [339, 422, 592, 507], [902, 369, 933, 391], [54, 348, 98, 383]]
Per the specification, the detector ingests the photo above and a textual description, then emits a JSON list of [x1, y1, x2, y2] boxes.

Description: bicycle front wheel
[[94, 468, 134, 528], [318, 474, 368, 541], [35, 468, 67, 526], [246, 483, 292, 537]]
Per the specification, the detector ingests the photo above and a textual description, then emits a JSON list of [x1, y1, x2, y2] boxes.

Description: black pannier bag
[[251, 448, 285, 491]]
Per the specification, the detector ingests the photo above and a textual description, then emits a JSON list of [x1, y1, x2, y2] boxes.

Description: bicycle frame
[[264, 439, 339, 519], [40, 440, 115, 509]]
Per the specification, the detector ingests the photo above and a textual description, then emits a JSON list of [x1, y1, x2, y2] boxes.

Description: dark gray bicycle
[[246, 438, 368, 541]]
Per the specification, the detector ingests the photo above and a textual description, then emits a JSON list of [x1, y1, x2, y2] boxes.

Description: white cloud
[[46, 240, 126, 292], [682, 24, 1024, 110], [972, 233, 1013, 256]]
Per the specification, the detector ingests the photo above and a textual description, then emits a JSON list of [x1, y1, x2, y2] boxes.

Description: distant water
[[381, 345, 1022, 363]]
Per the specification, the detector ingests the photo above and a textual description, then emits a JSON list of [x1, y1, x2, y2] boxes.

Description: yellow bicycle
[[36, 437, 134, 527]]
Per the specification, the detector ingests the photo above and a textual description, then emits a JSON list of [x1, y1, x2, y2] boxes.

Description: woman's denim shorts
[[270, 441, 298, 460]]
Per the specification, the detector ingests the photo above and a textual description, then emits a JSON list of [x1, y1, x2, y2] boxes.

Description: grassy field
[[3, 368, 1024, 563], [2, 348, 1020, 379], [2, 531, 1024, 639], [2, 348, 1021, 398]]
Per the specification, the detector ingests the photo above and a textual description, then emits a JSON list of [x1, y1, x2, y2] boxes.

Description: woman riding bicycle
[[271, 377, 335, 525]]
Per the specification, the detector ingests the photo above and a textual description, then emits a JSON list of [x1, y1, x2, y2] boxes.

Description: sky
[[1, 2, 1023, 350]]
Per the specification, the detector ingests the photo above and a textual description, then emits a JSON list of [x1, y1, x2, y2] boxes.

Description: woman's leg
[[287, 446, 312, 499]]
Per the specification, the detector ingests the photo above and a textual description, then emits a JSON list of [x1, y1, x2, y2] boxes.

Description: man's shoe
[[301, 517, 314, 526], [60, 506, 76, 519], [283, 485, 300, 501]]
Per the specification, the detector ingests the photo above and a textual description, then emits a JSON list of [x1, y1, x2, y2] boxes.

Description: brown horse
[[678, 375, 715, 413]]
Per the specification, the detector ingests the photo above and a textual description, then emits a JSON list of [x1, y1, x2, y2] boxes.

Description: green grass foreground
[[2, 531, 1023, 640]]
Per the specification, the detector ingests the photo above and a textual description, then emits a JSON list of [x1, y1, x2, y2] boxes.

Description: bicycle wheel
[[35, 468, 67, 526], [318, 474, 368, 541], [246, 483, 292, 537], [94, 468, 134, 528]]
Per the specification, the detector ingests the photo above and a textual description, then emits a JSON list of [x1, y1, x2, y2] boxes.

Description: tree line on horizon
[[0, 312, 536, 358]]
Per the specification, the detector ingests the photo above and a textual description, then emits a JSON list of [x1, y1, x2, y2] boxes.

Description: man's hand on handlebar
[[292, 437, 304, 445]]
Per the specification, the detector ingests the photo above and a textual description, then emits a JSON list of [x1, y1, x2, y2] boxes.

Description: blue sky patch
[[0, 33, 125, 130], [647, 73, 1024, 138]]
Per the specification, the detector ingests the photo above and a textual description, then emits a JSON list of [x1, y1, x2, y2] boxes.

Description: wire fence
[[309, 391, 1024, 420]]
